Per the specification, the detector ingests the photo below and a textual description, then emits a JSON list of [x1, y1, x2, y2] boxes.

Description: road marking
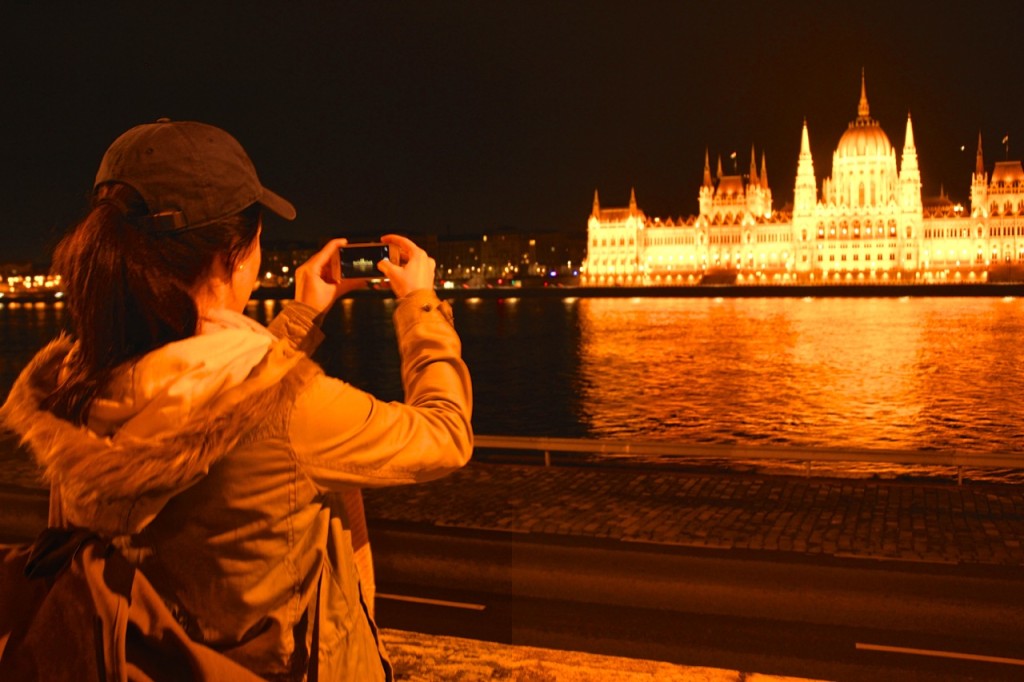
[[377, 592, 487, 611], [856, 642, 1024, 667]]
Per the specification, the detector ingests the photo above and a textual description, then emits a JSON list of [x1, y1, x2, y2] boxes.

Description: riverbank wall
[[4, 281, 1024, 304]]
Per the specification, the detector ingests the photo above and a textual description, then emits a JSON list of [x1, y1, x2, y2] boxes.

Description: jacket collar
[[0, 330, 308, 537]]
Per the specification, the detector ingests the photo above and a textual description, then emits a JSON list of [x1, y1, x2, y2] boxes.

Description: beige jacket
[[0, 289, 473, 681]]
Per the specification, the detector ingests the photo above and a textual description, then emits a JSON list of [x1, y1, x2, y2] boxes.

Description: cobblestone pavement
[[363, 461, 1024, 567]]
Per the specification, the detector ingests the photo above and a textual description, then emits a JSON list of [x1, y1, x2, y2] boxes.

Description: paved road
[[371, 524, 1024, 681]]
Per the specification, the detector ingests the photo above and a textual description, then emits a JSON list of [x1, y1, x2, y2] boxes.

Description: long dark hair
[[43, 182, 261, 424]]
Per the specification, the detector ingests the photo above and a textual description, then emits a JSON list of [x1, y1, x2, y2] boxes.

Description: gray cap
[[94, 119, 296, 231]]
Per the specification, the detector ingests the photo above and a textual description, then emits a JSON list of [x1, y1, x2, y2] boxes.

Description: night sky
[[4, 2, 1024, 263]]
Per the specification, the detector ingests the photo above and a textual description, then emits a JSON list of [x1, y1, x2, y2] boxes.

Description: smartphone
[[338, 242, 393, 279]]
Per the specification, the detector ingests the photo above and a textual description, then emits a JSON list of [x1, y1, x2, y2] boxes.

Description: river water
[[2, 294, 1023, 479]]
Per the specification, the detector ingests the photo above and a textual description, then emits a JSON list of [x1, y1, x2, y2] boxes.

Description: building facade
[[582, 74, 1024, 286]]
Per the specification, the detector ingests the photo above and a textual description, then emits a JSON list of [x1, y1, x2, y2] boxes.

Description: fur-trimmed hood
[[0, 311, 309, 537]]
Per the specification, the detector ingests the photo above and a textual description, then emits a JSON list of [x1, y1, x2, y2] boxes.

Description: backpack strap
[[309, 570, 323, 682], [24, 527, 100, 579]]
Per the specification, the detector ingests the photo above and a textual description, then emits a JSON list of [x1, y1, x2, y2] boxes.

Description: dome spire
[[858, 67, 870, 119], [760, 152, 769, 189], [703, 147, 713, 187], [592, 188, 600, 217], [749, 145, 759, 184]]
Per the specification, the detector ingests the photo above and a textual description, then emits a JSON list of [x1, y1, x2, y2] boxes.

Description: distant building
[[258, 241, 316, 289], [435, 230, 585, 286], [258, 233, 584, 290], [435, 235, 483, 282], [582, 72, 1024, 285]]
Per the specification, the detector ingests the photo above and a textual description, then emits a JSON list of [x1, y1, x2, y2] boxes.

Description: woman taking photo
[[0, 120, 473, 680]]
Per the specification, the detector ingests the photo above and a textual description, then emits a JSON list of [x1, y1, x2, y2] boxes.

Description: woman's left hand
[[294, 238, 367, 314]]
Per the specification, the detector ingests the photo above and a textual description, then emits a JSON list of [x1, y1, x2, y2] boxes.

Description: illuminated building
[[582, 72, 1024, 285]]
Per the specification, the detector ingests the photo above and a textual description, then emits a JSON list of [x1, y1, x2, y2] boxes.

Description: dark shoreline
[[315, 282, 1024, 300], [5, 282, 1024, 303]]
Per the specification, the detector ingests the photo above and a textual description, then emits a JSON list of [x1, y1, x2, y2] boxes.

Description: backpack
[[0, 527, 264, 681]]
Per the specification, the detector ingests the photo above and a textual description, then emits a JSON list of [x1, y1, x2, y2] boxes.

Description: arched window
[[859, 182, 866, 207]]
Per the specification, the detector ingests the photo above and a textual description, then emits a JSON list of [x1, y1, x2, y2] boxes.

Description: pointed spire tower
[[975, 131, 986, 177], [591, 189, 601, 218], [699, 148, 715, 217], [971, 131, 989, 217], [899, 113, 921, 212], [794, 119, 817, 216], [755, 151, 773, 218], [629, 187, 638, 215], [792, 119, 818, 274], [743, 145, 773, 219]]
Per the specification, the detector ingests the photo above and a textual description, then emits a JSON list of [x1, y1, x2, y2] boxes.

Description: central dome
[[835, 70, 893, 159], [836, 120, 893, 158]]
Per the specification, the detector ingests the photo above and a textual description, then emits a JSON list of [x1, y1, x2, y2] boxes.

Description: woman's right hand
[[377, 234, 436, 299], [294, 238, 367, 314]]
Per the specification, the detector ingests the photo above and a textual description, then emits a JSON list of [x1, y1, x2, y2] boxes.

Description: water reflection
[[0, 301, 68, 394], [452, 295, 588, 438], [785, 297, 923, 450], [577, 297, 1023, 456], [912, 297, 1024, 452]]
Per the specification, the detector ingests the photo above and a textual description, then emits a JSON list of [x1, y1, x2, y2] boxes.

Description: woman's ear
[[190, 255, 234, 316], [210, 253, 234, 283]]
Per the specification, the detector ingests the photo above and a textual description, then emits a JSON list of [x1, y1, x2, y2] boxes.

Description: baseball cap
[[94, 119, 296, 231]]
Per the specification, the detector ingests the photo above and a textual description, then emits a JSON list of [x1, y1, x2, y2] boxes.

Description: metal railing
[[473, 435, 1024, 485]]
